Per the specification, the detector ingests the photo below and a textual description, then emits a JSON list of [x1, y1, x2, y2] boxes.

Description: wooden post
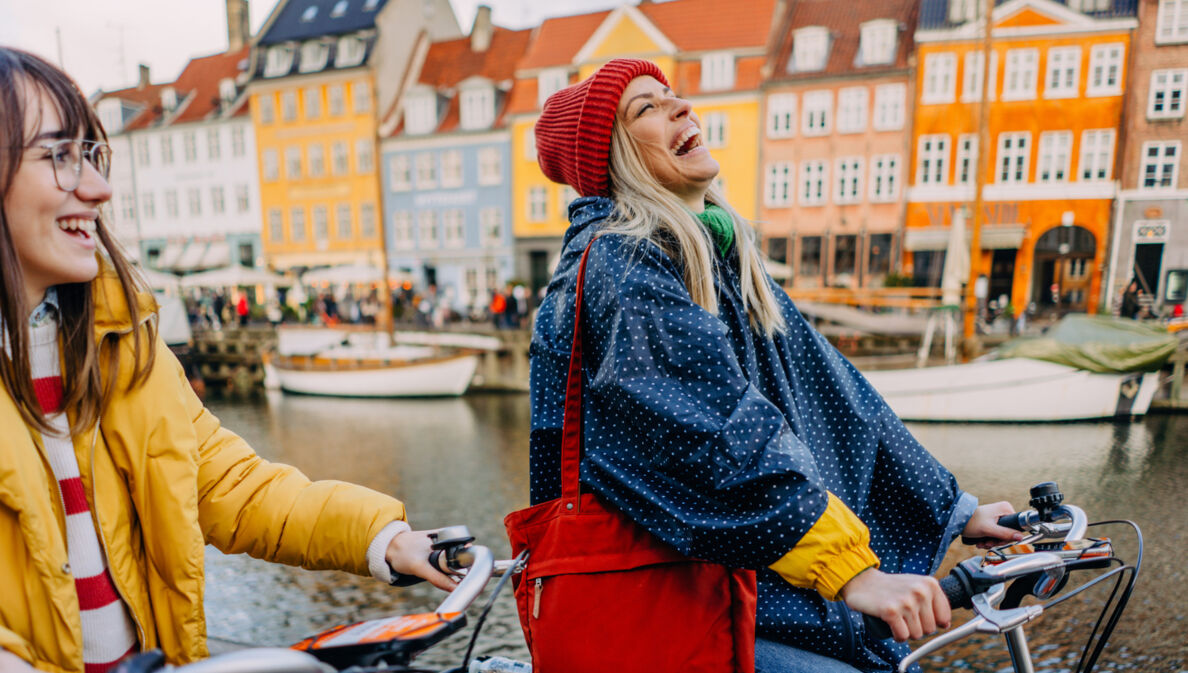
[[964, 0, 995, 348]]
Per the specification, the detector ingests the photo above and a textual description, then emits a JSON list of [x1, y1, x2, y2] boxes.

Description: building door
[[988, 249, 1016, 307], [1031, 226, 1096, 314], [1133, 243, 1164, 297], [529, 251, 550, 295]]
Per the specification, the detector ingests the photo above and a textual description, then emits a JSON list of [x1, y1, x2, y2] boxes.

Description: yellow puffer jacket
[[0, 271, 407, 672]]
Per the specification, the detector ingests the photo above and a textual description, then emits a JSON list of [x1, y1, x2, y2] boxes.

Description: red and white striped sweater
[[28, 313, 138, 672]]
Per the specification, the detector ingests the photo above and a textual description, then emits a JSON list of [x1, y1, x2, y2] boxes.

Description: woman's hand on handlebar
[[386, 529, 458, 592], [840, 568, 951, 642], [963, 502, 1025, 550], [0, 651, 37, 673]]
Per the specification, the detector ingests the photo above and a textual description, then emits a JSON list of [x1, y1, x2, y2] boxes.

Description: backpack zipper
[[532, 577, 543, 618]]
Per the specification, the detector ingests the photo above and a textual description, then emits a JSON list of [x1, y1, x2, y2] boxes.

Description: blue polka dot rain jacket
[[529, 197, 977, 672]]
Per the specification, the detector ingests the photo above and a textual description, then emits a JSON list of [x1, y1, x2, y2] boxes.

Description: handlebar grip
[[388, 549, 448, 587], [860, 575, 971, 641], [961, 512, 1026, 546]]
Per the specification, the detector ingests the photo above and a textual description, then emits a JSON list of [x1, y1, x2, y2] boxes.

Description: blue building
[[379, 10, 531, 315]]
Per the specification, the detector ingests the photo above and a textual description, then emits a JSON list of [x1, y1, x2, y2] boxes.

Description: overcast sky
[[0, 0, 622, 95]]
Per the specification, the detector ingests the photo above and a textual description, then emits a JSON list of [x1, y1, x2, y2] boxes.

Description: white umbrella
[[180, 264, 292, 289], [301, 264, 383, 285], [941, 208, 970, 307], [135, 265, 180, 292]]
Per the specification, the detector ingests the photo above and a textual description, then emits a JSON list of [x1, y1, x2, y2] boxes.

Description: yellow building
[[506, 0, 776, 291], [909, 0, 1137, 314]]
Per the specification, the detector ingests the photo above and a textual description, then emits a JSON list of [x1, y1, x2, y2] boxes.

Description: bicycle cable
[[452, 548, 529, 673]]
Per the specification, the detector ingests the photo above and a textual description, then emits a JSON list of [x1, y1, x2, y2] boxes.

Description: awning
[[199, 241, 231, 269], [904, 226, 1027, 252], [174, 242, 210, 272], [155, 242, 186, 270]]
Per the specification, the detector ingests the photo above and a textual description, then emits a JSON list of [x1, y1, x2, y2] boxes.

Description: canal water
[[203, 393, 1188, 672]]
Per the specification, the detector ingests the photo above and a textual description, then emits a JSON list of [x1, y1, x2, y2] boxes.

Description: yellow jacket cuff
[[767, 491, 881, 601]]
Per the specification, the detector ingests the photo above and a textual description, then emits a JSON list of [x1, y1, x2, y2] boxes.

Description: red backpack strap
[[559, 237, 601, 512]]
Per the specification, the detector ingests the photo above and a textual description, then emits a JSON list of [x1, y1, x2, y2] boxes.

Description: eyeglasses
[[36, 138, 112, 192]]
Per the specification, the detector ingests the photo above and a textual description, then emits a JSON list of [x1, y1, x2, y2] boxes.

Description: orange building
[[909, 0, 1137, 315]]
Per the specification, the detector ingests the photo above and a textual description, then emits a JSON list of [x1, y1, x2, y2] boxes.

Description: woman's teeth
[[671, 127, 702, 156], [57, 218, 96, 235]]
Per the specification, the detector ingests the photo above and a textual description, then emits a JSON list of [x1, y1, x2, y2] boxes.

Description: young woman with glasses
[[0, 47, 454, 673]]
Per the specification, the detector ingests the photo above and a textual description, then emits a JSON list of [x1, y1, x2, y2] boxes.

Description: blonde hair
[[604, 120, 785, 336]]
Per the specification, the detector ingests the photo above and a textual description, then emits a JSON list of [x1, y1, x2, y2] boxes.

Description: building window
[[873, 83, 905, 130], [837, 87, 868, 134], [956, 134, 978, 186], [355, 139, 374, 174], [996, 132, 1031, 184], [299, 40, 328, 73], [764, 162, 794, 207], [259, 95, 275, 124], [290, 207, 306, 241], [389, 155, 412, 191], [800, 160, 828, 206], [136, 137, 150, 166], [268, 208, 283, 242], [480, 207, 503, 245], [858, 19, 897, 66], [559, 186, 578, 219], [285, 146, 302, 179], [834, 235, 857, 276], [360, 203, 377, 238], [235, 184, 249, 213], [264, 45, 293, 78], [160, 135, 174, 165], [332, 141, 349, 176], [304, 143, 323, 177], [528, 186, 548, 221], [331, 0, 348, 17], [834, 157, 863, 204], [187, 188, 201, 216], [336, 36, 367, 68], [206, 128, 221, 160], [1157, 0, 1188, 44], [1140, 141, 1181, 189], [1079, 129, 1115, 181], [1037, 131, 1072, 183], [868, 233, 893, 275], [392, 211, 413, 249], [440, 150, 463, 187], [961, 50, 997, 102], [335, 204, 352, 239], [790, 26, 829, 72], [210, 186, 225, 214], [524, 127, 536, 160], [537, 68, 568, 108], [328, 84, 345, 116], [263, 149, 279, 181], [313, 205, 329, 241], [869, 154, 900, 202], [404, 94, 436, 135], [353, 80, 372, 114], [278, 91, 295, 122], [802, 91, 831, 136], [917, 135, 950, 185], [1087, 43, 1124, 96], [1003, 48, 1038, 100], [165, 190, 178, 218], [922, 52, 957, 104], [478, 147, 502, 185], [231, 126, 246, 157], [700, 52, 735, 91], [415, 152, 436, 188], [119, 193, 136, 221], [141, 192, 155, 220], [702, 112, 727, 147], [460, 86, 495, 130], [304, 86, 322, 119], [1149, 69, 1187, 119], [767, 93, 796, 138], [443, 209, 465, 248], [1045, 46, 1081, 98], [418, 211, 438, 248], [182, 132, 197, 162], [800, 235, 823, 277]]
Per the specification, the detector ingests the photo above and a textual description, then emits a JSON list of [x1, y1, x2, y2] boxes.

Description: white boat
[[264, 346, 479, 397], [861, 358, 1160, 422]]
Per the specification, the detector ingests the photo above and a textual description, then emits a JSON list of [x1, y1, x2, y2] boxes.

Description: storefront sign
[[1133, 220, 1169, 241]]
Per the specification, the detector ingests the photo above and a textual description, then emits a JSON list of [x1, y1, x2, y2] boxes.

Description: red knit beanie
[[535, 58, 668, 197]]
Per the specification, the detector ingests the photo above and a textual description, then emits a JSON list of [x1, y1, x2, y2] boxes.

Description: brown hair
[[0, 46, 155, 436]]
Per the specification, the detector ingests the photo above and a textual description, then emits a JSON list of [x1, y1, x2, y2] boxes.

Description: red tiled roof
[[518, 10, 611, 71], [418, 27, 532, 88], [768, 0, 919, 82], [640, 0, 776, 52], [94, 82, 168, 132], [104, 47, 250, 131]]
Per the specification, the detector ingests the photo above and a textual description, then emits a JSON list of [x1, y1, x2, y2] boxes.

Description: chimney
[[227, 0, 251, 51], [470, 5, 493, 52]]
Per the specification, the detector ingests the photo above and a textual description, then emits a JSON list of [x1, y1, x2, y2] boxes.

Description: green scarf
[[697, 204, 734, 257]]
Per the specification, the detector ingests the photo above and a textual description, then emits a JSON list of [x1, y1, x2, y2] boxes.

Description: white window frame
[[1140, 140, 1181, 189], [1087, 43, 1124, 96], [460, 85, 495, 130], [353, 80, 372, 114], [480, 207, 504, 245], [235, 184, 250, 213], [1037, 131, 1072, 183], [210, 187, 225, 215], [389, 154, 412, 191], [299, 40, 329, 74], [961, 50, 998, 102], [955, 134, 978, 186], [790, 26, 829, 73], [187, 189, 202, 216], [290, 208, 306, 242], [415, 152, 437, 188], [528, 186, 548, 221], [802, 90, 831, 136], [922, 52, 957, 104], [264, 45, 294, 78], [873, 83, 905, 130], [800, 160, 828, 206], [268, 208, 283, 242], [537, 68, 569, 108], [1002, 48, 1039, 101], [141, 192, 155, 219], [478, 147, 502, 185], [336, 203, 353, 240], [916, 134, 950, 186], [164, 190, 178, 218], [304, 86, 322, 119], [834, 157, 863, 205], [262, 149, 279, 181], [231, 126, 246, 157], [404, 94, 437, 135], [282, 91, 298, 122], [360, 203, 377, 239], [328, 84, 346, 116], [1148, 69, 1187, 119], [312, 205, 329, 242], [331, 141, 349, 176], [356, 139, 374, 174], [764, 162, 795, 207], [182, 131, 197, 162], [996, 132, 1031, 185], [418, 210, 439, 248], [259, 95, 276, 124], [859, 19, 897, 66], [440, 150, 463, 187], [1044, 46, 1081, 99], [702, 111, 727, 147], [207, 128, 221, 160], [336, 36, 366, 68], [837, 87, 868, 134], [443, 209, 465, 249], [285, 145, 302, 179], [700, 52, 735, 91], [767, 93, 796, 138], [559, 186, 577, 219], [136, 137, 151, 166], [869, 154, 900, 202], [308, 143, 325, 177], [392, 211, 414, 250], [524, 127, 536, 160], [1156, 0, 1188, 44]]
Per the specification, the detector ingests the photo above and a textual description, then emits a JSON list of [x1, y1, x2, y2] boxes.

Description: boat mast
[[964, 0, 995, 346]]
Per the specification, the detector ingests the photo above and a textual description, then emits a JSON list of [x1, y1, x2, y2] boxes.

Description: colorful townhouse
[[1106, 0, 1188, 312], [759, 0, 919, 288], [94, 42, 263, 273], [247, 0, 458, 272], [379, 9, 531, 314], [909, 0, 1138, 315], [505, 0, 777, 292]]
